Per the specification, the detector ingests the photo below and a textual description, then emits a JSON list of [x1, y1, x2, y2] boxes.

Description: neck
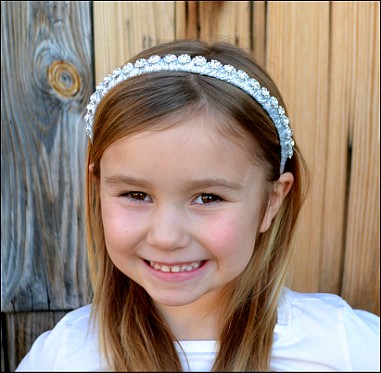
[[154, 290, 222, 341]]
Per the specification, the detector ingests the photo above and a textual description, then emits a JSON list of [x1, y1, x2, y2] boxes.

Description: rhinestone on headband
[[84, 54, 295, 174]]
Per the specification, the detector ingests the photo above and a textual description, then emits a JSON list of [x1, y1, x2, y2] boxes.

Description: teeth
[[150, 261, 202, 273]]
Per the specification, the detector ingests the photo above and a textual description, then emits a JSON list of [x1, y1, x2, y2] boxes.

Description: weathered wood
[[266, 1, 331, 293], [1, 1, 92, 312], [321, 1, 366, 296], [175, 1, 198, 40], [198, 1, 251, 48], [252, 1, 266, 67], [93, 1, 176, 83], [2, 311, 68, 372], [175, 1, 252, 50], [338, 1, 380, 315], [266, 1, 380, 315], [1, 316, 5, 372]]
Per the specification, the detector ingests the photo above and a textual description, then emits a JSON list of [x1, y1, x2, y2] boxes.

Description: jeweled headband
[[84, 54, 294, 174]]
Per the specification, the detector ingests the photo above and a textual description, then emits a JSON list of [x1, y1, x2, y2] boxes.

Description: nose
[[146, 204, 190, 251]]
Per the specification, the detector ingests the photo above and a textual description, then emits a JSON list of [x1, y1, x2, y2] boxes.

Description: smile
[[149, 260, 204, 273]]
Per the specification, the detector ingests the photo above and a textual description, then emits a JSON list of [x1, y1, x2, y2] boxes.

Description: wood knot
[[48, 60, 80, 98]]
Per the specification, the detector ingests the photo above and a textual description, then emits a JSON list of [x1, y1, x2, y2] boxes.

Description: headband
[[84, 54, 294, 174]]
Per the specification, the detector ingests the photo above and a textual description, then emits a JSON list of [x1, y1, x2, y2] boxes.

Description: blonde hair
[[86, 39, 309, 371]]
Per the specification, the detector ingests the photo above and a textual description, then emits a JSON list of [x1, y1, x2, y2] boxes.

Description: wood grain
[[198, 1, 251, 48], [93, 1, 176, 83], [2, 311, 68, 372], [1, 1, 92, 312], [266, 1, 379, 315], [175, 1, 199, 40], [337, 1, 380, 315], [175, 1, 252, 49], [266, 1, 331, 292], [252, 1, 266, 67]]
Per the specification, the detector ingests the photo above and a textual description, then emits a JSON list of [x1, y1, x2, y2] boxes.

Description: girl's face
[[99, 115, 273, 310]]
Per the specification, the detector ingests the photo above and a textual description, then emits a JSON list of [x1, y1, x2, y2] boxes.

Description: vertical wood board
[[175, 1, 253, 51], [1, 1, 92, 312], [93, 1, 176, 83], [339, 1, 380, 315], [198, 1, 252, 48], [1, 311, 68, 372], [252, 1, 266, 67], [266, 1, 331, 292]]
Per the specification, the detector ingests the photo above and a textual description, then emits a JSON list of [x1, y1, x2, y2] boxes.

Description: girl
[[17, 40, 379, 371]]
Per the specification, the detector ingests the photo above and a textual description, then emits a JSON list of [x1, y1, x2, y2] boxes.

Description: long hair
[[86, 39, 309, 371]]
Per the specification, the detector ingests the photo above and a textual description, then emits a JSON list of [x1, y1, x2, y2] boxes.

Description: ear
[[259, 172, 294, 233], [88, 162, 94, 174], [88, 163, 98, 181]]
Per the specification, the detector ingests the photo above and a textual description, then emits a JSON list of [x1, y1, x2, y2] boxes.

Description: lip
[[143, 259, 208, 282]]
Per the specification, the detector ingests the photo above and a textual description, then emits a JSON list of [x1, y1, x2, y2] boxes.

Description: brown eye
[[200, 194, 220, 204], [129, 192, 147, 200]]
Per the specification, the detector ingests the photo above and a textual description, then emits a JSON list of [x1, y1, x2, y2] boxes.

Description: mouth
[[147, 260, 205, 273]]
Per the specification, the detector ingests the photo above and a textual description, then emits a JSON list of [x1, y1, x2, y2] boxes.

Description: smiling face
[[98, 114, 272, 311]]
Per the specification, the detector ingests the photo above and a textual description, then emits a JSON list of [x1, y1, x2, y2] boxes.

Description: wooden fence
[[1, 1, 379, 371]]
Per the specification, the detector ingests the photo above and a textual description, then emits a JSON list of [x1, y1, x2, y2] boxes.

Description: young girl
[[16, 40, 379, 371]]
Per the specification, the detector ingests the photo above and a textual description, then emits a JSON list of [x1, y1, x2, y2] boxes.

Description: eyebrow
[[186, 178, 243, 191], [103, 175, 243, 191], [104, 175, 152, 187]]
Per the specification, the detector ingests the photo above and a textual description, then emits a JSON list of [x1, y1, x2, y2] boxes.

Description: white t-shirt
[[16, 288, 380, 372]]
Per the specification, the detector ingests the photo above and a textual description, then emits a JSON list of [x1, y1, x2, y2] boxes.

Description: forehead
[[104, 113, 254, 161], [107, 109, 259, 160], [100, 114, 266, 186]]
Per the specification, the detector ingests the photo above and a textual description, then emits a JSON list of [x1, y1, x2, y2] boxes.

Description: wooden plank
[[315, 1, 355, 296], [1, 1, 92, 312], [198, 1, 251, 48], [338, 1, 380, 315], [1, 316, 5, 372], [175, 1, 198, 40], [252, 1, 266, 67], [2, 311, 68, 372], [266, 2, 331, 292], [175, 1, 251, 49], [93, 1, 176, 83]]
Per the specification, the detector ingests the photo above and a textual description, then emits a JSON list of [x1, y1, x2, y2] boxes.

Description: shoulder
[[272, 288, 380, 371], [281, 288, 379, 332], [16, 304, 107, 371]]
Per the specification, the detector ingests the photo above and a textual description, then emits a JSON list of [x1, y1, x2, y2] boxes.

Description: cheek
[[101, 203, 144, 252], [204, 214, 256, 258]]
